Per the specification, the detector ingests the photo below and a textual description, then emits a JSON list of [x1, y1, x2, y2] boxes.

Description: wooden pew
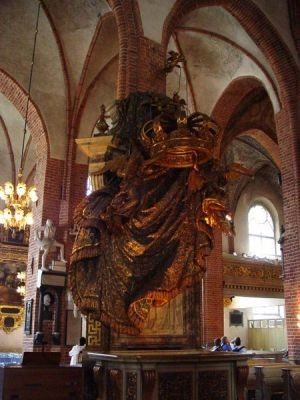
[[254, 363, 291, 400], [247, 358, 280, 399], [0, 352, 83, 400], [282, 367, 300, 400]]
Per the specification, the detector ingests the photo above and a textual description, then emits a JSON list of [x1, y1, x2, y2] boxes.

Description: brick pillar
[[276, 99, 300, 361], [202, 229, 224, 346], [23, 155, 88, 358], [109, 0, 166, 97], [137, 37, 166, 94]]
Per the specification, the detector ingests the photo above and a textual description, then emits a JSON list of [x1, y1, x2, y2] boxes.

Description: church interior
[[0, 0, 299, 399]]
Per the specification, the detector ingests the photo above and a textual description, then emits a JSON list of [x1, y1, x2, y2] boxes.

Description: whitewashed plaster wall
[[233, 176, 283, 256], [224, 297, 286, 349]]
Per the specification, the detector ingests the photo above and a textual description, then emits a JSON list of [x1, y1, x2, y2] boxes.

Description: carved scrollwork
[[142, 370, 156, 400], [126, 372, 137, 400], [224, 261, 281, 281], [108, 369, 122, 400], [236, 365, 249, 400]]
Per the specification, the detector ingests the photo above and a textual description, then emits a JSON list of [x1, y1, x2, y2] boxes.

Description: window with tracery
[[248, 203, 278, 259]]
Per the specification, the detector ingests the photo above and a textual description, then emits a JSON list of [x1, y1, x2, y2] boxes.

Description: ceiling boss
[[69, 92, 250, 335]]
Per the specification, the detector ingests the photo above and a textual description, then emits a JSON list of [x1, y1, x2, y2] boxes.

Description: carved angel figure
[[35, 219, 66, 271]]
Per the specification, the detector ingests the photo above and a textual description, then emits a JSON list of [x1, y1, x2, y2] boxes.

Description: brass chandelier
[[0, 1, 40, 231]]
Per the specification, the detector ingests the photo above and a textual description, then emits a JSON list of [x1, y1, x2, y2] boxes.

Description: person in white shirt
[[69, 337, 86, 366], [231, 336, 246, 353]]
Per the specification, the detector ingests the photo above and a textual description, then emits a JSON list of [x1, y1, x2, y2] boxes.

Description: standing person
[[221, 336, 232, 351], [69, 337, 86, 366]]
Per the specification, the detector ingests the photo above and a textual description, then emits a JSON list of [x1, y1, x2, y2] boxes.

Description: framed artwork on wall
[[24, 299, 33, 335], [229, 310, 243, 326]]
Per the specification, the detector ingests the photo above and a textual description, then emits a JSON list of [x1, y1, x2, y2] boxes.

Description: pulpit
[[88, 350, 249, 400]]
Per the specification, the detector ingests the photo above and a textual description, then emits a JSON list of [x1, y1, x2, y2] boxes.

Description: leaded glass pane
[[248, 204, 277, 259], [248, 204, 274, 237]]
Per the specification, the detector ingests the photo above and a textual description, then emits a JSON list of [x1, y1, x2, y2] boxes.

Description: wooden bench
[[0, 364, 83, 400], [254, 363, 292, 400], [282, 367, 300, 400], [247, 358, 280, 399]]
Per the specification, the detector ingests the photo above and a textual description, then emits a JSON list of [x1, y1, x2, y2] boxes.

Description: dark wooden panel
[[158, 372, 193, 400], [0, 365, 83, 400], [198, 370, 229, 400]]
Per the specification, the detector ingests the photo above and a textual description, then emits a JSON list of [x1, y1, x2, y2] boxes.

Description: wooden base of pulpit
[[87, 349, 249, 400]]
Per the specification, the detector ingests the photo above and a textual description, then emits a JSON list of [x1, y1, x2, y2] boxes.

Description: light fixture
[[17, 271, 26, 297], [0, 1, 40, 231], [17, 271, 26, 282]]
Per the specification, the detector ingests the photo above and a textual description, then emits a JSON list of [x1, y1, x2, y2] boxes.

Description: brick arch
[[231, 128, 280, 169], [0, 69, 49, 158], [246, 130, 281, 170], [230, 159, 276, 216], [233, 128, 281, 171], [107, 0, 143, 98], [211, 76, 267, 154], [0, 115, 16, 184], [162, 0, 298, 116], [221, 119, 276, 154], [0, 69, 50, 228]]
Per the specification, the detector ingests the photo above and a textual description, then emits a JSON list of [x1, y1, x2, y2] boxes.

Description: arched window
[[248, 204, 277, 259]]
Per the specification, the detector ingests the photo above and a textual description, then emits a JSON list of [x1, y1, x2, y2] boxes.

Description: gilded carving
[[87, 313, 101, 346], [223, 297, 232, 308], [224, 262, 281, 281], [0, 304, 24, 333], [126, 372, 137, 400], [0, 243, 27, 263], [223, 257, 283, 295], [70, 92, 248, 335]]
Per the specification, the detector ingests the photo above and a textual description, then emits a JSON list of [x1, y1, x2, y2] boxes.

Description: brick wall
[[23, 157, 88, 357], [276, 105, 300, 361], [162, 0, 300, 362], [19, 0, 300, 361], [203, 230, 224, 344]]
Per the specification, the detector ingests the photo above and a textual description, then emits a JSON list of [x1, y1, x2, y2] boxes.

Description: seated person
[[221, 336, 232, 351], [211, 337, 222, 351], [231, 336, 246, 352]]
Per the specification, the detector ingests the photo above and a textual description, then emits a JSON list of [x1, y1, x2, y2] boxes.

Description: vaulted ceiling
[[0, 0, 298, 213]]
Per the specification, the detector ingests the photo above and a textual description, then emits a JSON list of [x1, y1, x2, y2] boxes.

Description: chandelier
[[0, 1, 41, 231], [16, 271, 26, 297]]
